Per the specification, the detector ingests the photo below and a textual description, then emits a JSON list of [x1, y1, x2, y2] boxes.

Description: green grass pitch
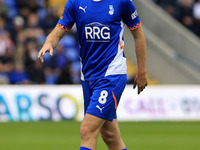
[[0, 121, 200, 150]]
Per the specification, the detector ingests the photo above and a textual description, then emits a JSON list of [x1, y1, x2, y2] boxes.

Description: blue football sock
[[122, 148, 128, 150], [80, 147, 92, 150]]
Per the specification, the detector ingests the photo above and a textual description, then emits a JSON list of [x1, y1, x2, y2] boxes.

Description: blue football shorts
[[82, 74, 127, 122]]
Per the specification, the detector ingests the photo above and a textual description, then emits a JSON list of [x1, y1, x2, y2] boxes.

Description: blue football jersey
[[57, 0, 141, 81]]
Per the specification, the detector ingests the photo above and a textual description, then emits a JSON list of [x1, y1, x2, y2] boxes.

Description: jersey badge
[[109, 5, 114, 15]]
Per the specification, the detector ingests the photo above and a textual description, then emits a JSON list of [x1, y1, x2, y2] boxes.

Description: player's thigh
[[100, 119, 121, 139], [81, 113, 106, 136]]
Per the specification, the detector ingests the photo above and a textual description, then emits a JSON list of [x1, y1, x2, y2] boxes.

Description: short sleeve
[[123, 0, 141, 30], [57, 0, 75, 31]]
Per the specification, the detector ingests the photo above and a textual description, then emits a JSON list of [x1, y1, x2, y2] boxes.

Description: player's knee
[[80, 125, 92, 140], [101, 130, 115, 145]]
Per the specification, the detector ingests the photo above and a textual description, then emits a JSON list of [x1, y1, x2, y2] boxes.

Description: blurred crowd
[[0, 0, 81, 84], [152, 0, 200, 37]]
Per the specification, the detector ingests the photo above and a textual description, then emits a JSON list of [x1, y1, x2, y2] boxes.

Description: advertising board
[[0, 85, 200, 122]]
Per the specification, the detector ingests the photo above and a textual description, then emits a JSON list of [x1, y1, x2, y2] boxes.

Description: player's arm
[[38, 26, 66, 62], [131, 25, 147, 94]]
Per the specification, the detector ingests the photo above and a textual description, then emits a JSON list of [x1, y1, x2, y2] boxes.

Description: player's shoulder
[[118, 0, 126, 4], [65, 0, 84, 8], [121, 0, 136, 5], [118, 0, 135, 6], [64, 0, 77, 7]]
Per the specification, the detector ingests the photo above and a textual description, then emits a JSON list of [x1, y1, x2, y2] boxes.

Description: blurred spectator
[[0, 73, 9, 84], [57, 61, 73, 84], [70, 61, 81, 84], [152, 0, 200, 37], [28, 61, 45, 84], [0, 0, 8, 17], [194, 0, 200, 19], [8, 63, 30, 84], [44, 67, 58, 84], [179, 0, 199, 35], [24, 40, 38, 71], [193, 0, 200, 36], [10, 16, 25, 44], [52, 44, 68, 69], [0, 0, 81, 85], [23, 40, 45, 84], [3, 0, 18, 19], [153, 0, 179, 18], [0, 17, 15, 81], [18, 13, 45, 44]]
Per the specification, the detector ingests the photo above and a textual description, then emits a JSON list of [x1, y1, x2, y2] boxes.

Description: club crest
[[109, 5, 114, 15]]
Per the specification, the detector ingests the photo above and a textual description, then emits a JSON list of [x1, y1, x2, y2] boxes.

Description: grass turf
[[0, 121, 200, 150]]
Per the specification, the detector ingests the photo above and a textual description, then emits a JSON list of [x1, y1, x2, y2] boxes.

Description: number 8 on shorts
[[98, 90, 108, 104]]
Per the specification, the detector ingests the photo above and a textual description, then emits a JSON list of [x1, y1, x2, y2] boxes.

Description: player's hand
[[133, 72, 148, 95], [38, 42, 53, 63]]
